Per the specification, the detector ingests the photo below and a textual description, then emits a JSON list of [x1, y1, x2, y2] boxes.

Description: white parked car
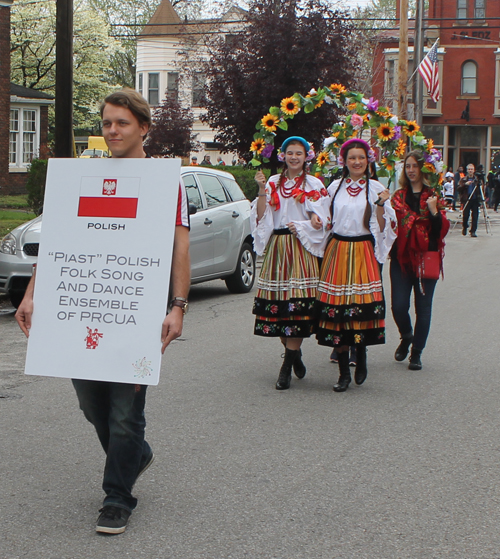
[[0, 166, 256, 308]]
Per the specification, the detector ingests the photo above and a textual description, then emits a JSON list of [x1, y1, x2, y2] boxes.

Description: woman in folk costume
[[252, 136, 330, 390], [316, 138, 397, 392], [390, 151, 450, 371]]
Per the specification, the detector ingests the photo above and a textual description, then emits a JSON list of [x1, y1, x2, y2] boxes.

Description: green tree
[[201, 0, 360, 160], [144, 96, 200, 157], [11, 0, 122, 131]]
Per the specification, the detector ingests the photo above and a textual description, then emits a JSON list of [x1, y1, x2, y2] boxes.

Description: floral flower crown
[[249, 86, 443, 190]]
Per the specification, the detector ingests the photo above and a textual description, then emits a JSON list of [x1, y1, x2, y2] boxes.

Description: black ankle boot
[[395, 335, 413, 361], [293, 348, 306, 379], [354, 345, 367, 385], [333, 351, 351, 392], [408, 347, 422, 370], [276, 349, 298, 390]]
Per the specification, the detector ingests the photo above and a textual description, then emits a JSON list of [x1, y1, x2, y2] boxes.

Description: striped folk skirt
[[316, 234, 386, 347], [253, 231, 319, 338]]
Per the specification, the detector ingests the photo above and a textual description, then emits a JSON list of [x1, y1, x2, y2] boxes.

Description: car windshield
[[81, 149, 105, 157]]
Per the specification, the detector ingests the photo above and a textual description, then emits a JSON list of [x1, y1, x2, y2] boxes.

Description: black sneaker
[[96, 506, 131, 534]]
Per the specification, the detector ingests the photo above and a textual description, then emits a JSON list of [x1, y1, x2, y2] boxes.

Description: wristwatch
[[170, 296, 189, 315]]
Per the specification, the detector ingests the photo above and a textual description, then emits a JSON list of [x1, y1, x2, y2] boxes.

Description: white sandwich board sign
[[24, 158, 181, 386]]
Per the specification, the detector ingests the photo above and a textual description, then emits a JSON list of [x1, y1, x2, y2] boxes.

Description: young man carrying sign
[[15, 89, 191, 534]]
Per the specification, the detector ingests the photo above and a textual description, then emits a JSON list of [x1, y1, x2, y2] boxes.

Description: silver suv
[[0, 166, 256, 308]]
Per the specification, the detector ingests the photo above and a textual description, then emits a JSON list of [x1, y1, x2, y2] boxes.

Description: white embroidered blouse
[[327, 177, 397, 263], [250, 174, 331, 257]]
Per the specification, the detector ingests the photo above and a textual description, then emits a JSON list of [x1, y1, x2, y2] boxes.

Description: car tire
[[9, 291, 25, 309], [225, 242, 256, 294]]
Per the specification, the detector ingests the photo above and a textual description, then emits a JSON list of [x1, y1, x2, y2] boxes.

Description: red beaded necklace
[[346, 177, 365, 197], [280, 172, 305, 198]]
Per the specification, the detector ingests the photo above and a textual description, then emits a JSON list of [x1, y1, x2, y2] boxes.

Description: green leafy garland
[[250, 83, 444, 189]]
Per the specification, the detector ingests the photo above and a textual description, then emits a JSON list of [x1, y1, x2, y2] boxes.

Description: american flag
[[418, 39, 440, 103]]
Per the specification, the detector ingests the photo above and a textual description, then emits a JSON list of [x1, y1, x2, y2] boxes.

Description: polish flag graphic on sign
[[78, 176, 140, 219]]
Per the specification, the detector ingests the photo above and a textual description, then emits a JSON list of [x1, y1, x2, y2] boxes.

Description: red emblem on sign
[[85, 327, 103, 349], [102, 179, 117, 196]]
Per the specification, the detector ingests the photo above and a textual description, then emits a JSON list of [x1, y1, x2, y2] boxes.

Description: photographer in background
[[458, 163, 484, 237]]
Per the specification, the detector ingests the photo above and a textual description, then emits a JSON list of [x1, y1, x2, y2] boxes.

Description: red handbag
[[419, 251, 441, 280]]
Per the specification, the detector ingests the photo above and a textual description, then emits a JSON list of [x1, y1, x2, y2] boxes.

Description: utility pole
[[413, 0, 425, 126], [54, 0, 73, 158], [397, 0, 408, 119]]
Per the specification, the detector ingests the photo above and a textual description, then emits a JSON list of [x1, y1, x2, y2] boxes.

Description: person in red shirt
[[15, 89, 190, 535]]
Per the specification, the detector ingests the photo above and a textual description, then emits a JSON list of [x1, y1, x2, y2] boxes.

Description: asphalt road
[[1, 210, 500, 559]]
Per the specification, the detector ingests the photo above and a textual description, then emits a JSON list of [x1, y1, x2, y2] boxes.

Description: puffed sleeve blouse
[[250, 174, 331, 257], [327, 177, 397, 264]]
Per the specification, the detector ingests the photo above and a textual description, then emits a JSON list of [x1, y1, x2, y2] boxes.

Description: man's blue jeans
[[72, 379, 152, 512], [390, 257, 437, 351]]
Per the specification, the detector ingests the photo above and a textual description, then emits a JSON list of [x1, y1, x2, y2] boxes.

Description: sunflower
[[347, 102, 357, 111], [377, 124, 395, 142], [261, 113, 280, 132], [316, 151, 330, 166], [427, 139, 434, 151], [280, 96, 300, 116], [381, 157, 394, 172], [423, 162, 435, 173], [329, 83, 346, 95], [404, 120, 420, 136], [394, 139, 407, 158], [250, 138, 266, 154]]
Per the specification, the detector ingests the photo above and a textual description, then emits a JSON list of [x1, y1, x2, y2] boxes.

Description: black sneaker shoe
[[96, 506, 131, 534]]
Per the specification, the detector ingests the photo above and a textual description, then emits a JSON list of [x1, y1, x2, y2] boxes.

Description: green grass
[[0, 195, 29, 209], [0, 210, 37, 239], [0, 196, 35, 238]]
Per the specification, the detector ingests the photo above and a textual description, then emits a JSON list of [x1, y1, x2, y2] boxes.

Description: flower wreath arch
[[249, 84, 444, 189]]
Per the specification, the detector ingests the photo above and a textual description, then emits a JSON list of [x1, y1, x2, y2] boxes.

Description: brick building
[[372, 0, 500, 171], [0, 1, 53, 196]]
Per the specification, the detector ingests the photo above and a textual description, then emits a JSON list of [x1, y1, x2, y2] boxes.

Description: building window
[[23, 110, 36, 163], [192, 72, 206, 107], [474, 0, 485, 19], [457, 0, 467, 19], [148, 73, 159, 106], [138, 73, 143, 96], [9, 107, 39, 167], [9, 109, 19, 164], [461, 61, 477, 95], [167, 72, 179, 102]]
